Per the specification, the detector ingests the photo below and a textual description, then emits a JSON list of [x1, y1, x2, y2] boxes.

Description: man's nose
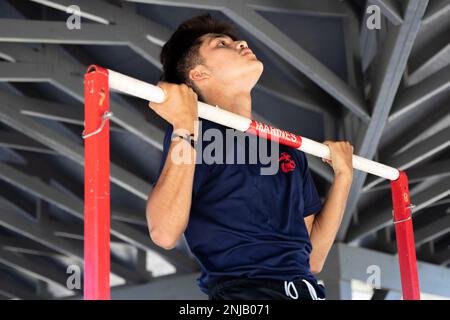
[[236, 40, 248, 50]]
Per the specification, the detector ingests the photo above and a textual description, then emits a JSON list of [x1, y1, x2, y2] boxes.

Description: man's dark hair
[[160, 14, 239, 95]]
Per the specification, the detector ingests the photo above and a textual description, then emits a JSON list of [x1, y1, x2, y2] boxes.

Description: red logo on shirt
[[279, 152, 296, 173]]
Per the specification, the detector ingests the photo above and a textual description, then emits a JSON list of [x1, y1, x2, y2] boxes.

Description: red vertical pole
[[390, 171, 420, 300], [83, 65, 111, 300]]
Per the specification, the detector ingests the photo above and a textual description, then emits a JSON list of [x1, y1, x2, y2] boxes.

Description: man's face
[[193, 33, 264, 89]]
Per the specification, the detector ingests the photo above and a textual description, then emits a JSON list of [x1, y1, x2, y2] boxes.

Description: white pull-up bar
[[83, 65, 419, 301], [107, 68, 399, 181]]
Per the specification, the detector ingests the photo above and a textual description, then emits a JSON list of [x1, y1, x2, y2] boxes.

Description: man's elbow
[[149, 229, 179, 250], [310, 261, 324, 274]]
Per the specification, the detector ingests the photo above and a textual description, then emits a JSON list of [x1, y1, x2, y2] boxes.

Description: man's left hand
[[321, 140, 354, 178]]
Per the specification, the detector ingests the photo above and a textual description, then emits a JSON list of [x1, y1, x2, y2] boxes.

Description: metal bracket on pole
[[83, 65, 111, 300], [82, 111, 114, 139], [390, 171, 420, 300]]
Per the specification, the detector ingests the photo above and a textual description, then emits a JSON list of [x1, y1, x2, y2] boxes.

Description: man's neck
[[202, 89, 252, 119]]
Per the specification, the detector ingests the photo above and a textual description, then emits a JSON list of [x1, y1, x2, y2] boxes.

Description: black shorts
[[208, 277, 326, 300]]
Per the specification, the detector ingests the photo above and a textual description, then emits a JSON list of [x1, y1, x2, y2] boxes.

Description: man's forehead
[[201, 33, 234, 43]]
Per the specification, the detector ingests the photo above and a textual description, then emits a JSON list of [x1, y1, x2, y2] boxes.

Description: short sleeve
[[298, 151, 322, 217]]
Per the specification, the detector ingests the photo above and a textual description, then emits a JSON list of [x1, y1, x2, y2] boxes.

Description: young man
[[147, 14, 354, 300]]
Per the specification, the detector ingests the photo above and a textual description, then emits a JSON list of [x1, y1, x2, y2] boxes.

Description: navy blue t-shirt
[[154, 119, 323, 296]]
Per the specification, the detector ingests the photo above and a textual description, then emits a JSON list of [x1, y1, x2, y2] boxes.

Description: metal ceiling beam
[[408, 42, 450, 86], [0, 19, 128, 45], [320, 243, 450, 297], [11, 0, 173, 67], [389, 65, 450, 123], [256, 76, 336, 116], [0, 61, 51, 82], [0, 235, 61, 258], [0, 95, 151, 200], [0, 248, 69, 291], [0, 207, 148, 283], [0, 131, 57, 155], [364, 159, 450, 192], [127, 0, 224, 10], [385, 126, 450, 172], [338, 0, 430, 240], [128, 0, 370, 121], [0, 272, 40, 300], [347, 177, 450, 241], [0, 208, 83, 263], [414, 215, 450, 247], [3, 161, 145, 229], [126, 0, 347, 16], [0, 161, 198, 273], [435, 248, 450, 266], [0, 90, 124, 132], [0, 210, 145, 283], [419, 238, 450, 266], [30, 0, 112, 23], [32, 0, 171, 37], [365, 126, 450, 191], [0, 43, 165, 150], [409, 0, 450, 86], [422, 0, 450, 25], [245, 0, 347, 17], [362, 99, 450, 192], [0, 191, 34, 218], [368, 0, 403, 26], [383, 101, 450, 159], [111, 209, 147, 227]]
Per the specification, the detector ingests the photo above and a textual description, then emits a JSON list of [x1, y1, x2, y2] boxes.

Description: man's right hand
[[148, 82, 198, 133]]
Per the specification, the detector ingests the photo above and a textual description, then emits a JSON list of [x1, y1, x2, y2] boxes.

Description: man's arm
[[146, 136, 197, 250], [146, 82, 198, 250], [305, 141, 354, 274]]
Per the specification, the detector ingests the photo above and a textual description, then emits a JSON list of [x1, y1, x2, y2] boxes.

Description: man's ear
[[189, 65, 210, 83]]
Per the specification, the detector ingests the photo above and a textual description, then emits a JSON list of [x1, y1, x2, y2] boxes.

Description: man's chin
[[246, 57, 263, 71]]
